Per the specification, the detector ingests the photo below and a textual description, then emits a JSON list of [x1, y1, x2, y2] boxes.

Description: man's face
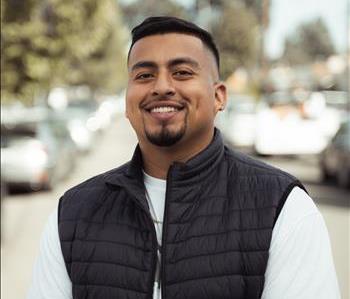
[[126, 33, 226, 148]]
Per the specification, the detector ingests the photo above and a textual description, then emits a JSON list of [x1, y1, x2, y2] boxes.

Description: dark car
[[1, 115, 77, 191], [320, 118, 350, 189]]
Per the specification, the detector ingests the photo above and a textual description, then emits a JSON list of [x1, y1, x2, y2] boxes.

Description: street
[[1, 117, 349, 299]]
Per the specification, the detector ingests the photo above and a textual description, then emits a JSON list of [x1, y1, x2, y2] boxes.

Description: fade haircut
[[128, 16, 220, 72]]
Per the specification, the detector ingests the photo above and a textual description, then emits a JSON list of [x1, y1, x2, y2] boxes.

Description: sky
[[265, 0, 349, 58]]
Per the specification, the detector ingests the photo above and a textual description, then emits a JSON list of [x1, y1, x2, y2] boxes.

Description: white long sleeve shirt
[[27, 173, 340, 299]]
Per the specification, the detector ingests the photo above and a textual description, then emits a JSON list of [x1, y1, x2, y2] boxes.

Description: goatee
[[145, 124, 186, 147]]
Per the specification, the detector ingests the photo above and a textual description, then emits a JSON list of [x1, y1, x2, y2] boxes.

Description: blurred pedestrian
[[27, 16, 340, 299]]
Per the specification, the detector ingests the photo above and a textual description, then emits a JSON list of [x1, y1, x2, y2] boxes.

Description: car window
[[67, 99, 98, 112], [333, 121, 350, 148], [1, 127, 37, 148]]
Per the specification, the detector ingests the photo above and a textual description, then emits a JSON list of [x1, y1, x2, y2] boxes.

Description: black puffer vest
[[58, 129, 305, 299]]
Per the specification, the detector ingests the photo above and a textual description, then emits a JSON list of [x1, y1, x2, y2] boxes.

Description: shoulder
[[276, 187, 319, 232], [63, 162, 129, 198], [264, 187, 340, 299], [224, 146, 298, 182], [223, 147, 306, 214], [58, 162, 130, 216]]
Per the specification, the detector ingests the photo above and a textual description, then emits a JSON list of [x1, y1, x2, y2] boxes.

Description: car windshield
[[333, 119, 350, 149], [67, 99, 98, 112], [1, 125, 37, 148], [226, 95, 257, 113], [267, 92, 297, 107], [42, 119, 70, 140], [232, 101, 256, 113]]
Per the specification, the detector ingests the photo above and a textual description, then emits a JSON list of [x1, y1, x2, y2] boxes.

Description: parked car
[[320, 118, 350, 189], [59, 98, 102, 153], [215, 94, 257, 148], [1, 115, 77, 191], [254, 91, 338, 156], [66, 98, 103, 133]]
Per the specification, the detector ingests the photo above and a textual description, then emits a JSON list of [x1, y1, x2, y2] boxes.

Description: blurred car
[[95, 94, 125, 129], [254, 91, 332, 156], [1, 177, 7, 241], [1, 178, 7, 199], [60, 98, 103, 152], [1, 115, 77, 191], [320, 118, 350, 189], [215, 94, 257, 148], [66, 98, 103, 133], [65, 118, 93, 153]]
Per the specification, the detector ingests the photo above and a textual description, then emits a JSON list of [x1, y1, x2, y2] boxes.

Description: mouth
[[149, 106, 181, 113], [143, 102, 185, 121]]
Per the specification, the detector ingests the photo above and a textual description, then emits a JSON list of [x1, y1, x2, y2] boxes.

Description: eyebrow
[[131, 61, 157, 72], [168, 57, 200, 70], [130, 57, 200, 72]]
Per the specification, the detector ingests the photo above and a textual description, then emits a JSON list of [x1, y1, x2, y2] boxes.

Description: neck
[[140, 128, 215, 179]]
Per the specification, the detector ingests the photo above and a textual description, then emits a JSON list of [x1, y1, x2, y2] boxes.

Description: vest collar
[[105, 128, 225, 188], [104, 129, 224, 213], [167, 128, 225, 186]]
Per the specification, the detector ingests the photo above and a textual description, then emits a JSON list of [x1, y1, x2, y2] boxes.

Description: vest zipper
[[160, 165, 174, 299], [147, 209, 159, 299], [124, 190, 159, 299]]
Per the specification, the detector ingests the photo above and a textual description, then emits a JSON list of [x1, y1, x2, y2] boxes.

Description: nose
[[151, 73, 175, 97]]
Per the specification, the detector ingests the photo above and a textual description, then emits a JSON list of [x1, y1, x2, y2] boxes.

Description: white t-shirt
[[27, 174, 340, 299]]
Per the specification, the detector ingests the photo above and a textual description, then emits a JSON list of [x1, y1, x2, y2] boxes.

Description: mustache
[[140, 95, 187, 109]]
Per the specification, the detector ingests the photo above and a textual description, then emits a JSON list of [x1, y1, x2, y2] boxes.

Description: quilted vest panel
[[59, 130, 304, 299]]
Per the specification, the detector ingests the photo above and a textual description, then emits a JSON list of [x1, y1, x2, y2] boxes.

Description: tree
[[283, 18, 335, 65], [120, 0, 189, 30], [1, 0, 127, 105], [211, 3, 258, 79]]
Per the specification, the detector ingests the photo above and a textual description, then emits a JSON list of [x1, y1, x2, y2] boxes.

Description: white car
[[1, 117, 76, 190], [254, 92, 341, 156], [216, 94, 257, 148]]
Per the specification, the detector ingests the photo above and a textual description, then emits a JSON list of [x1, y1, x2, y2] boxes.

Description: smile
[[144, 103, 185, 122], [150, 106, 180, 113]]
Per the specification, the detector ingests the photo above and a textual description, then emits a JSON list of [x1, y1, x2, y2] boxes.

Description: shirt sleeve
[[26, 207, 73, 299], [261, 187, 340, 299]]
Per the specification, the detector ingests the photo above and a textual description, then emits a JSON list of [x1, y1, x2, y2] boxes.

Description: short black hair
[[128, 16, 220, 72]]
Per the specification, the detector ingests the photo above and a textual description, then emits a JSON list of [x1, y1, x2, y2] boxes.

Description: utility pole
[[347, 0, 350, 112], [260, 0, 270, 79], [260, 0, 269, 69]]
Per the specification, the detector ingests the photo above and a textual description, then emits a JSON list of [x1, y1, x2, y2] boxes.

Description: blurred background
[[1, 0, 349, 298]]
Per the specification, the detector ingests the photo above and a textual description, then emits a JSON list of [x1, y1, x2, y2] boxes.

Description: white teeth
[[151, 106, 178, 113]]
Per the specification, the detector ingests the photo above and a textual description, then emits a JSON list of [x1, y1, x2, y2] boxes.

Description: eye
[[135, 73, 154, 80], [173, 70, 193, 78]]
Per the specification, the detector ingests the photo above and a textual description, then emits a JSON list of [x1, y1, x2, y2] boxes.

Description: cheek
[[125, 87, 142, 117], [191, 84, 216, 112]]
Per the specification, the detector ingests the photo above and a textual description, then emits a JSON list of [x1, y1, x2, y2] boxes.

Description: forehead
[[128, 33, 214, 69]]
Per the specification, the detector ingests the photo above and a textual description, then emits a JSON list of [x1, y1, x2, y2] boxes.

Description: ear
[[214, 82, 227, 114], [124, 97, 130, 119]]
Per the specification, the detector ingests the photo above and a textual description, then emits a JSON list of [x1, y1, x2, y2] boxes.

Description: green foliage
[[211, 3, 258, 79], [283, 18, 335, 65], [242, 0, 268, 24], [1, 0, 127, 105]]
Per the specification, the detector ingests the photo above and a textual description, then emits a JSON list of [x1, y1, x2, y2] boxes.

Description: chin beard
[[145, 124, 186, 147]]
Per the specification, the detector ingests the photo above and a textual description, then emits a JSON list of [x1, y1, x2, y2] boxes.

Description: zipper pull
[[158, 244, 161, 289]]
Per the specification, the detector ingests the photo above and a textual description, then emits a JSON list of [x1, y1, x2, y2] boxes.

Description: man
[[27, 16, 340, 299]]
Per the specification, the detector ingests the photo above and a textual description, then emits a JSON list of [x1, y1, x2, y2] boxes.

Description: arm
[[26, 208, 73, 299], [262, 187, 340, 299]]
